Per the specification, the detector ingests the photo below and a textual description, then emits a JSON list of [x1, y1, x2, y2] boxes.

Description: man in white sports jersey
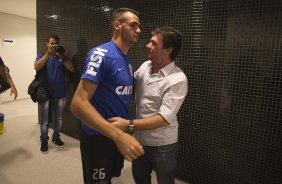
[[70, 8, 144, 184]]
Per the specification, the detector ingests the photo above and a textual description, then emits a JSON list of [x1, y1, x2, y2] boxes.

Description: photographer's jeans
[[39, 97, 66, 143]]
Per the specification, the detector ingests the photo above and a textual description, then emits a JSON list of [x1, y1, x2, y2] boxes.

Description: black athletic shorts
[[80, 129, 124, 184]]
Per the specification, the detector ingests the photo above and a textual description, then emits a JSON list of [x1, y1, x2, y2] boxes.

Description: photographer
[[34, 35, 73, 154]]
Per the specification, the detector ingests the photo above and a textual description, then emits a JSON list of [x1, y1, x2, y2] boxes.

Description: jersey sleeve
[[81, 47, 108, 84]]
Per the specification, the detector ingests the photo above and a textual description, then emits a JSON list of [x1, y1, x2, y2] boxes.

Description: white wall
[[0, 12, 36, 103]]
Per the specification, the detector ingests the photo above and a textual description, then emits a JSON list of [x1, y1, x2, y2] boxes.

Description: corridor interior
[[0, 99, 187, 184]]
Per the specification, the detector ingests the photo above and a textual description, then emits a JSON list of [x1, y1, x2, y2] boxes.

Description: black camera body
[[54, 45, 65, 55]]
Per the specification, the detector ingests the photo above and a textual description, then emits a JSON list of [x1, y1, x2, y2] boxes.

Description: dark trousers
[[132, 143, 178, 184], [80, 129, 124, 184]]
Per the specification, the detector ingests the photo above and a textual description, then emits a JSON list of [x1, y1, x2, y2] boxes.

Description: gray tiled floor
[[0, 99, 187, 184]]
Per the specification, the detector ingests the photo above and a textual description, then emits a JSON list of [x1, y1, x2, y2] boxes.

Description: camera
[[54, 45, 65, 55]]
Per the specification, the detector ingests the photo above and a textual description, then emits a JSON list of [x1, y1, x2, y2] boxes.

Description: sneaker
[[52, 138, 64, 147], [40, 142, 48, 154]]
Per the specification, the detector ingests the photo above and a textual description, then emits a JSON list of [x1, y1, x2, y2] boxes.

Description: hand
[[10, 85, 18, 100], [114, 132, 144, 161], [57, 53, 66, 60], [47, 46, 55, 55], [108, 117, 129, 131]]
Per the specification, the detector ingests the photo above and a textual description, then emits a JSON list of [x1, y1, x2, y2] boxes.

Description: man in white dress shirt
[[109, 26, 188, 184]]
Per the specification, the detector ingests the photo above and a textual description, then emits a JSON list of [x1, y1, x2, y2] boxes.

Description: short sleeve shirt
[[81, 40, 134, 136], [35, 53, 67, 98]]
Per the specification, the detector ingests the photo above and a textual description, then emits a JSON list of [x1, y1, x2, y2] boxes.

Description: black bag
[[27, 78, 41, 102], [36, 84, 50, 103], [28, 67, 50, 103]]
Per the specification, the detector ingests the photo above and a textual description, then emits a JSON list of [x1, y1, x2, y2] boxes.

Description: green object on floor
[[0, 113, 5, 134]]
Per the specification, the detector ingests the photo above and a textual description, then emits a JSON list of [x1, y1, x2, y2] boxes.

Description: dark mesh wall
[[37, 0, 282, 183]]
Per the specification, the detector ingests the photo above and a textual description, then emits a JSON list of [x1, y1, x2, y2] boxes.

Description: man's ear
[[113, 21, 121, 31], [166, 47, 173, 56]]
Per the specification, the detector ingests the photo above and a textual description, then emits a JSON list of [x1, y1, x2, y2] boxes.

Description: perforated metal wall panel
[[37, 0, 282, 183]]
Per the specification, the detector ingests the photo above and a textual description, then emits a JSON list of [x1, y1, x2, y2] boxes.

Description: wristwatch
[[128, 119, 135, 134]]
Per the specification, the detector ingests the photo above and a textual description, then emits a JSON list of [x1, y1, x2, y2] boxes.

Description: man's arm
[[58, 53, 74, 72], [63, 60, 74, 72], [7, 75, 18, 100], [3, 66, 18, 99], [34, 47, 74, 72], [108, 114, 169, 131], [34, 52, 49, 71], [133, 115, 169, 130], [34, 46, 55, 71], [109, 77, 188, 131], [70, 79, 144, 161]]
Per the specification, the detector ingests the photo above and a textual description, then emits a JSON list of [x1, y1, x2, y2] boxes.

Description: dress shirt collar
[[148, 60, 176, 77]]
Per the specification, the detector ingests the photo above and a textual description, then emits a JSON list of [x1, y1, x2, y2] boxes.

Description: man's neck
[[112, 38, 130, 55], [151, 58, 171, 74]]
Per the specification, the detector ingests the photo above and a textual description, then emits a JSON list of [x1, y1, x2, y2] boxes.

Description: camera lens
[[54, 45, 65, 55]]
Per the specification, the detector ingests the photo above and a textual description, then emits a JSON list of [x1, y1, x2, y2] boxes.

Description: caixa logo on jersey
[[116, 85, 132, 95], [86, 48, 108, 76]]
